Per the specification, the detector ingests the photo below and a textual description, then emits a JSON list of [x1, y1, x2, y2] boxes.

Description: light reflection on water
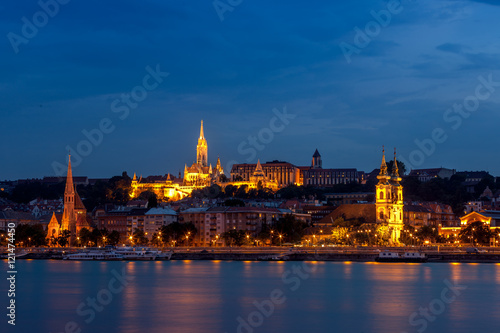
[[2, 260, 500, 333]]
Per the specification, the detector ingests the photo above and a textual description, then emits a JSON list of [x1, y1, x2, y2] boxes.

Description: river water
[[1, 260, 499, 333]]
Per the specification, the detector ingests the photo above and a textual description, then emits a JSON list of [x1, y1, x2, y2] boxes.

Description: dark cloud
[[436, 43, 464, 54], [1, 0, 500, 178]]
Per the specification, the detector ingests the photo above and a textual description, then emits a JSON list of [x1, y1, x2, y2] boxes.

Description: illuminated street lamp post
[[279, 234, 283, 247]]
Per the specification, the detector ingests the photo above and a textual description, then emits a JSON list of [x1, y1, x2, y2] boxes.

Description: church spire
[[65, 154, 75, 194], [199, 120, 205, 139], [391, 148, 402, 184], [377, 146, 390, 184], [254, 159, 265, 177], [197, 120, 208, 167]]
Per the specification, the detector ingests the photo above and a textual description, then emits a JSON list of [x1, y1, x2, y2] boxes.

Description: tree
[[330, 227, 349, 244], [15, 224, 47, 247], [399, 225, 417, 245], [91, 228, 109, 247], [459, 221, 492, 246], [132, 228, 149, 245], [108, 231, 121, 245], [257, 222, 272, 245], [159, 222, 197, 246], [235, 185, 249, 198], [57, 230, 71, 247], [222, 229, 246, 246], [273, 214, 308, 244], [416, 225, 439, 244], [151, 232, 163, 247], [386, 159, 407, 176], [223, 185, 237, 197], [79, 228, 93, 247]]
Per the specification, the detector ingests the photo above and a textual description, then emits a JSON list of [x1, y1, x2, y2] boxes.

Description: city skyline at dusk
[[2, 0, 500, 179]]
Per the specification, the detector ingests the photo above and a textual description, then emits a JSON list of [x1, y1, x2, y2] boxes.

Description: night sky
[[1, 0, 499, 180]]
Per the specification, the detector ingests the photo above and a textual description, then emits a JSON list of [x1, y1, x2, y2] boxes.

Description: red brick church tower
[[47, 155, 90, 245]]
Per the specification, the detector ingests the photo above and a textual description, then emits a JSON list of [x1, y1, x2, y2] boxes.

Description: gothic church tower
[[197, 120, 208, 167], [60, 154, 77, 239]]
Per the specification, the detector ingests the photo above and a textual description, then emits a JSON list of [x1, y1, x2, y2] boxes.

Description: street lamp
[[279, 234, 283, 247]]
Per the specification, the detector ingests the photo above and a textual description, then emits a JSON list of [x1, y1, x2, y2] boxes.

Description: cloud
[[436, 43, 465, 54]]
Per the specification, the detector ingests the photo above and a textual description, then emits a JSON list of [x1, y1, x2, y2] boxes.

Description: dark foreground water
[[2, 260, 500, 333]]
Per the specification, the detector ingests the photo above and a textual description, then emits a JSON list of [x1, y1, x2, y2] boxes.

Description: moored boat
[[114, 247, 157, 261], [375, 251, 427, 263], [63, 249, 123, 261]]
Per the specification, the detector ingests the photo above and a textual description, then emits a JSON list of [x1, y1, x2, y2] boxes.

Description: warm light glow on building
[[375, 147, 403, 244]]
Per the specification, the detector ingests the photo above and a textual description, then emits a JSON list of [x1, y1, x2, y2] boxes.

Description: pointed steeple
[[132, 173, 137, 181], [199, 120, 205, 139], [391, 148, 402, 184], [253, 159, 265, 177], [312, 149, 322, 169], [65, 154, 75, 194], [377, 146, 390, 184], [196, 120, 208, 167]]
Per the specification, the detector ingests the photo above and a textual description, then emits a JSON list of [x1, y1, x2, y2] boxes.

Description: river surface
[[1, 260, 500, 333]]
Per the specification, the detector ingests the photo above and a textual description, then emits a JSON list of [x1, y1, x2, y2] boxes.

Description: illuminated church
[[130, 121, 226, 200], [46, 155, 91, 245], [183, 121, 225, 186], [375, 148, 404, 243]]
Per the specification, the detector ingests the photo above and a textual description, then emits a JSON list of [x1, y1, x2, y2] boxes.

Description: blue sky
[[1, 0, 500, 179]]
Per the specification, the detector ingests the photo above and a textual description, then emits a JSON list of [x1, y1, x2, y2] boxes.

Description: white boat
[[153, 250, 173, 260], [375, 250, 427, 263], [63, 249, 123, 261], [115, 247, 157, 261]]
